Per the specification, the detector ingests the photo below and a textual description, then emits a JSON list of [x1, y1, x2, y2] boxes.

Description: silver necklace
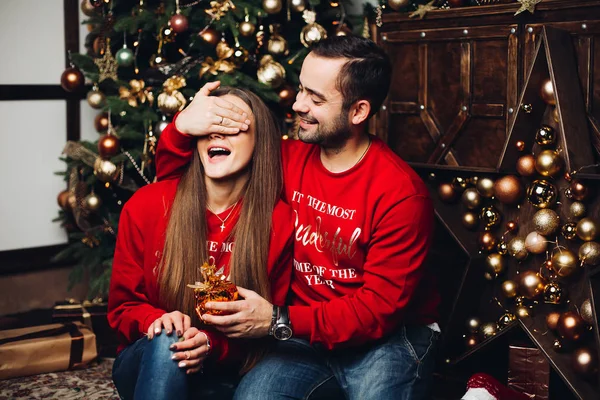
[[207, 200, 240, 232]]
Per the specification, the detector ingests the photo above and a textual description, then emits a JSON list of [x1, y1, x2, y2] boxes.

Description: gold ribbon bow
[[199, 42, 236, 78], [119, 79, 154, 107]]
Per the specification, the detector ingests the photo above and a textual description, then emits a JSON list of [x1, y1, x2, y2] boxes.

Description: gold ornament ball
[[480, 206, 501, 230], [573, 347, 598, 377], [493, 175, 524, 205], [87, 88, 106, 109], [239, 21, 256, 37], [301, 23, 327, 48], [570, 201, 587, 219], [290, 0, 306, 12], [387, 0, 411, 11], [527, 179, 557, 209], [501, 280, 518, 298], [57, 190, 71, 210], [543, 282, 564, 304], [438, 183, 458, 203], [452, 177, 467, 191], [84, 193, 102, 211], [551, 249, 578, 278], [508, 237, 528, 260], [535, 125, 556, 146], [576, 218, 598, 241], [507, 221, 518, 232], [579, 241, 600, 266], [462, 212, 479, 230], [525, 231, 547, 254], [480, 322, 498, 340], [546, 311, 561, 330], [516, 154, 536, 177], [540, 78, 556, 105], [516, 305, 530, 319], [262, 0, 283, 14], [535, 149, 563, 177], [533, 208, 560, 236], [80, 0, 96, 16], [257, 56, 286, 88], [476, 177, 495, 198], [479, 232, 497, 252], [466, 317, 480, 333], [485, 253, 506, 279], [580, 299, 594, 324], [157, 92, 187, 116], [462, 188, 482, 210], [93, 158, 119, 182], [552, 339, 563, 352], [498, 313, 516, 329], [570, 179, 590, 202], [557, 311, 586, 342], [497, 240, 508, 255], [562, 223, 578, 240], [268, 34, 288, 56], [519, 270, 545, 299]]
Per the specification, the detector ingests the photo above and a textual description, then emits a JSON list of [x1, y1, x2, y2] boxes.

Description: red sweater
[[108, 178, 294, 364], [156, 118, 439, 350]]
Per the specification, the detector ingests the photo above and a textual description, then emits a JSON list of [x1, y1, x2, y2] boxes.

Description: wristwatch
[[269, 305, 293, 341]]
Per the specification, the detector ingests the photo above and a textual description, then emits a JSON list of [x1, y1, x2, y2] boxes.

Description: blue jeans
[[234, 325, 439, 400], [112, 333, 238, 400]]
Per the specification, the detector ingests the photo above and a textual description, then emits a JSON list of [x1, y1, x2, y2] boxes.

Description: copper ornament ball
[[438, 183, 458, 203], [535, 149, 563, 177], [506, 221, 518, 232], [501, 280, 518, 298], [551, 249, 578, 278], [546, 311, 561, 330], [278, 85, 296, 108], [515, 140, 526, 152], [519, 270, 545, 299], [57, 190, 71, 210], [465, 335, 479, 348], [98, 134, 120, 158], [576, 218, 598, 241], [493, 175, 524, 205], [462, 212, 479, 230], [532, 208, 560, 236], [479, 232, 497, 252], [569, 179, 589, 201], [579, 241, 600, 266], [170, 13, 188, 34], [573, 347, 598, 377], [60, 67, 84, 92], [387, 0, 411, 11], [557, 311, 587, 342], [200, 27, 220, 46], [94, 112, 109, 133], [516, 154, 536, 177], [540, 78, 556, 105]]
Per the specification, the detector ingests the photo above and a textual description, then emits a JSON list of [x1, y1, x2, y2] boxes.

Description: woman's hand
[[175, 81, 252, 136], [201, 287, 273, 339], [147, 311, 191, 339], [170, 327, 212, 375]]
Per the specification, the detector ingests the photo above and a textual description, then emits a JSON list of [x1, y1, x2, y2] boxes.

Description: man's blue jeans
[[112, 333, 238, 400], [234, 325, 440, 400]]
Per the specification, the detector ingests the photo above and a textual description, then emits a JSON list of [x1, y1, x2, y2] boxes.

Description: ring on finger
[[185, 351, 191, 360]]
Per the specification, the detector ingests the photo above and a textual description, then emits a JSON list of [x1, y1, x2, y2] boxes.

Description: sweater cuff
[[289, 305, 311, 338], [171, 112, 194, 148], [142, 311, 166, 335]]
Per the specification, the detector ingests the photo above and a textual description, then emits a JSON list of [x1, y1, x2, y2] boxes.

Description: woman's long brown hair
[[158, 87, 282, 373]]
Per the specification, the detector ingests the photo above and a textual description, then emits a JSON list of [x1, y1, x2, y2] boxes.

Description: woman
[[108, 83, 293, 400]]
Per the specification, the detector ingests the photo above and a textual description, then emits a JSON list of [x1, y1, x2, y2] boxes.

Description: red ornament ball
[[170, 13, 189, 34], [60, 67, 84, 92], [98, 134, 120, 158]]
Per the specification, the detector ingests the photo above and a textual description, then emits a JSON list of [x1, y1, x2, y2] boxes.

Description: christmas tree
[[56, 0, 367, 298]]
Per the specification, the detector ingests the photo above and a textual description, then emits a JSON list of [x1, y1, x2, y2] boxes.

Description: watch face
[[274, 325, 292, 340]]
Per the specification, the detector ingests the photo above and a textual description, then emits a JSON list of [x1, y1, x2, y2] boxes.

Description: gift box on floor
[[508, 345, 549, 399], [0, 322, 97, 379], [52, 298, 118, 358]]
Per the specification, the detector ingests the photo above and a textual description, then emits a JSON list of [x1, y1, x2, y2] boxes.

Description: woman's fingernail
[[147, 334, 153, 340], [154, 327, 161, 334], [245, 119, 251, 125], [166, 330, 172, 335], [178, 361, 187, 368], [171, 354, 178, 360], [177, 330, 182, 337], [170, 344, 177, 350], [242, 124, 248, 130]]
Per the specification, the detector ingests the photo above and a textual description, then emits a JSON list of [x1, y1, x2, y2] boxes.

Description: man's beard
[[297, 111, 350, 149]]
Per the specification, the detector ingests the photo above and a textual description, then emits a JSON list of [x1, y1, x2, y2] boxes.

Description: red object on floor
[[467, 373, 532, 400]]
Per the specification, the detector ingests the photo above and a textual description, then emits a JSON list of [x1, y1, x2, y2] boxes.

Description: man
[[156, 36, 440, 399]]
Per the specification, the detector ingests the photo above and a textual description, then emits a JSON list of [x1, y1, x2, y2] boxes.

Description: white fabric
[[461, 388, 497, 400]]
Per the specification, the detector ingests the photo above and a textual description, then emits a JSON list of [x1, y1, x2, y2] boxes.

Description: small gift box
[[188, 263, 238, 321], [0, 322, 97, 379]]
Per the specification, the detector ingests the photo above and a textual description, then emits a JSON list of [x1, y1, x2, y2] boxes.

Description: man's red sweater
[[108, 179, 294, 363], [156, 117, 440, 350]]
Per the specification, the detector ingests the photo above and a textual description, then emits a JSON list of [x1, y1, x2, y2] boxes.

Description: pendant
[[220, 223, 225, 232]]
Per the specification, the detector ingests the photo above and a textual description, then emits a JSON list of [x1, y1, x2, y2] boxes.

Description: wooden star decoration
[[409, 1, 438, 20], [515, 0, 542, 16], [94, 43, 118, 82], [416, 27, 600, 399]]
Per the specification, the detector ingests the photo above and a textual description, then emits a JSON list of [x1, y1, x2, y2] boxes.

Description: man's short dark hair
[[310, 35, 392, 118]]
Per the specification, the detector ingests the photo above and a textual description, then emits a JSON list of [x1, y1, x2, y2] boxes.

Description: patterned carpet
[[0, 358, 118, 400]]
